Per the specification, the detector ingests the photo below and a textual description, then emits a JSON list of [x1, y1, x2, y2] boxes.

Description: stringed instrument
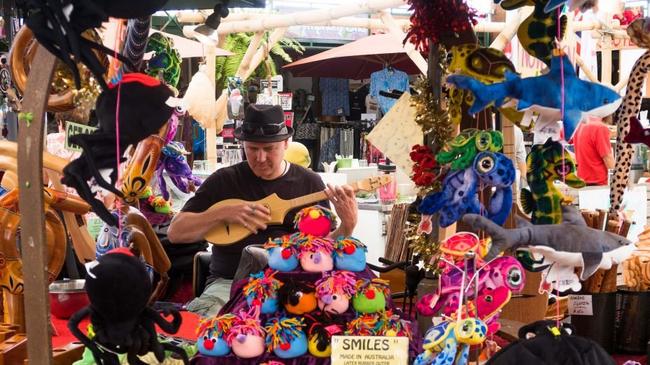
[[204, 175, 392, 245]]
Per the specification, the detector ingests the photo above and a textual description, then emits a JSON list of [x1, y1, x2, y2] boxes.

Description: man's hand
[[218, 203, 272, 234], [325, 184, 358, 237]]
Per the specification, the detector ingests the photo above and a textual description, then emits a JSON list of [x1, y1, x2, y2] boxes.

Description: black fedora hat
[[234, 104, 294, 142]]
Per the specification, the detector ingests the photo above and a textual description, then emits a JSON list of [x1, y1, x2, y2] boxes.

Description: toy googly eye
[[476, 155, 495, 174], [475, 131, 493, 151], [555, 161, 572, 176], [507, 267, 523, 286]]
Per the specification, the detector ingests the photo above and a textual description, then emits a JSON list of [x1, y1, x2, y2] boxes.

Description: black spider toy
[[61, 73, 175, 226], [17, 0, 169, 89], [68, 247, 189, 365]]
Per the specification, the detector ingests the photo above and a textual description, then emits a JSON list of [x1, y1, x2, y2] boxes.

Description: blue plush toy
[[264, 234, 302, 272], [243, 270, 283, 315], [265, 317, 309, 359], [196, 314, 236, 357], [473, 151, 515, 225], [447, 52, 621, 141], [334, 237, 368, 272]]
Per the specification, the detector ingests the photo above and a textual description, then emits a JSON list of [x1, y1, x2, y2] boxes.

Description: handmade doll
[[315, 270, 357, 314], [298, 236, 335, 272], [265, 317, 308, 359], [264, 234, 302, 272], [278, 279, 317, 315], [196, 314, 236, 357], [227, 307, 266, 359], [334, 237, 368, 272], [379, 310, 412, 338], [294, 205, 337, 237], [352, 278, 391, 314], [243, 270, 283, 314], [346, 313, 381, 336], [304, 312, 344, 358]]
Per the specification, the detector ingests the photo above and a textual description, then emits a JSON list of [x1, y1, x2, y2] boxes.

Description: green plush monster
[[146, 32, 182, 87], [352, 279, 390, 314], [436, 129, 504, 171]]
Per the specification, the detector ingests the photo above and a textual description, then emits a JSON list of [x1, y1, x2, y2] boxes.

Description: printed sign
[[568, 294, 593, 316], [65, 121, 97, 152], [331, 336, 408, 365], [260, 75, 284, 93], [279, 92, 293, 110]]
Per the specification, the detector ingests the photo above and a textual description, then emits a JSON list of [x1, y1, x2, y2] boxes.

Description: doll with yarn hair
[[298, 236, 335, 272], [226, 307, 266, 359], [196, 314, 236, 357], [243, 269, 283, 314], [334, 237, 368, 272], [294, 205, 337, 237], [264, 234, 302, 272], [304, 311, 345, 358], [379, 310, 413, 338], [346, 313, 382, 336], [278, 279, 318, 315], [315, 271, 357, 314], [353, 278, 391, 313], [265, 317, 309, 359]]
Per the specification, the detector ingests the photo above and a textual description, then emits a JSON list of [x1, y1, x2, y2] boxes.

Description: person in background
[[571, 115, 615, 186]]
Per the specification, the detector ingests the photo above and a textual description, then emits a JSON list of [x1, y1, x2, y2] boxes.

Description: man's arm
[[325, 184, 358, 239], [168, 203, 271, 243], [603, 152, 615, 170]]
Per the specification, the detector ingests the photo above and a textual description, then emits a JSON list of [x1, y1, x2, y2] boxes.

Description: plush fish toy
[[447, 52, 621, 141], [463, 205, 635, 281]]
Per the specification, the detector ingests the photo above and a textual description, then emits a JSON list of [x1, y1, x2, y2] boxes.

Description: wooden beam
[[204, 45, 218, 168], [17, 44, 56, 365], [378, 11, 427, 75], [491, 6, 531, 51], [237, 31, 265, 81]]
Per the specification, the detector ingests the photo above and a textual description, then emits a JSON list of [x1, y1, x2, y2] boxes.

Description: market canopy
[[283, 33, 422, 79]]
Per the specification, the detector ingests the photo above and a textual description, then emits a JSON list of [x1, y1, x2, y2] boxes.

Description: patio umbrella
[[283, 33, 422, 79]]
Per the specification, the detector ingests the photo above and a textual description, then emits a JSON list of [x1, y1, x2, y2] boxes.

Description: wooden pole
[[379, 11, 428, 75], [490, 6, 532, 51], [17, 44, 56, 364], [204, 45, 218, 168]]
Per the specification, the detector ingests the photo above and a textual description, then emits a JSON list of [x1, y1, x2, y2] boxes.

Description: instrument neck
[[287, 182, 361, 210]]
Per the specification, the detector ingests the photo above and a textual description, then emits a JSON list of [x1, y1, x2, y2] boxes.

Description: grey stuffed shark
[[463, 205, 635, 281]]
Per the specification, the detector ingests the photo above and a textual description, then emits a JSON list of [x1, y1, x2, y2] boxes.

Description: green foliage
[[214, 32, 304, 91]]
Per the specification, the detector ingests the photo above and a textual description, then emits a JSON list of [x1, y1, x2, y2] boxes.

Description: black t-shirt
[[181, 162, 329, 280]]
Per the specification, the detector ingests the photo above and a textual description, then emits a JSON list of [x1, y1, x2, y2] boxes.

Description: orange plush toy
[[278, 279, 318, 315]]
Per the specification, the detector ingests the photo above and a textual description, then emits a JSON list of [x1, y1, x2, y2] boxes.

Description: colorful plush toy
[[378, 310, 413, 338], [298, 236, 335, 272], [156, 142, 203, 201], [226, 307, 266, 359], [264, 234, 302, 272], [334, 237, 368, 272], [352, 278, 391, 314], [447, 52, 622, 141], [265, 317, 308, 359], [414, 318, 487, 365], [243, 270, 283, 314], [521, 139, 585, 225], [145, 32, 181, 88], [315, 271, 357, 314], [464, 205, 635, 288], [196, 314, 236, 357], [294, 205, 336, 237], [278, 279, 318, 315], [436, 129, 503, 171], [346, 313, 381, 336], [473, 151, 516, 225], [304, 312, 345, 358]]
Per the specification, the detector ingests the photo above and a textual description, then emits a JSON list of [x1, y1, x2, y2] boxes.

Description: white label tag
[[568, 294, 593, 316], [331, 336, 408, 365]]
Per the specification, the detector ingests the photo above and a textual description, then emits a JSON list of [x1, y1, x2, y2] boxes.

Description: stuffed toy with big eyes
[[278, 279, 318, 315], [304, 311, 345, 358], [315, 271, 356, 314], [334, 237, 368, 272], [196, 314, 236, 357], [226, 306, 266, 359], [294, 205, 337, 237], [265, 317, 308, 359], [243, 269, 283, 314], [352, 278, 391, 314], [264, 234, 302, 272], [298, 236, 335, 272]]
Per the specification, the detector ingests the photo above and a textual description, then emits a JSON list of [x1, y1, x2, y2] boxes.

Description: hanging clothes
[[320, 78, 350, 116], [319, 127, 341, 167], [349, 84, 369, 120], [340, 128, 355, 157], [370, 67, 409, 114]]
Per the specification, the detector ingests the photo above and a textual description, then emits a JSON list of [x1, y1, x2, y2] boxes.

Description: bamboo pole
[[379, 11, 428, 75], [574, 54, 599, 83], [490, 6, 532, 51], [204, 45, 218, 167], [237, 31, 265, 80], [18, 44, 56, 364]]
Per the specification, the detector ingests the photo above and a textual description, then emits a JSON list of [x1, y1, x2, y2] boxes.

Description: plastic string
[[113, 21, 124, 235], [556, 6, 565, 329]]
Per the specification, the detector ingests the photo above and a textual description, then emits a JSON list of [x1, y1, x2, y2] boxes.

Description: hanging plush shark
[[462, 205, 635, 281], [447, 53, 621, 141], [543, 0, 598, 13]]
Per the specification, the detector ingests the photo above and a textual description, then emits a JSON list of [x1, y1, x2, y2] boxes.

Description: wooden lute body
[[204, 176, 392, 245]]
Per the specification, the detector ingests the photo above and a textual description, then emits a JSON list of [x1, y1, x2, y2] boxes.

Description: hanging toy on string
[[226, 306, 266, 359], [145, 32, 181, 88], [436, 129, 503, 171], [265, 317, 309, 359], [315, 270, 357, 314], [155, 141, 203, 201], [264, 234, 302, 272], [243, 269, 283, 314], [68, 248, 188, 365], [447, 50, 622, 142], [61, 73, 176, 226], [196, 314, 236, 357], [521, 139, 585, 225]]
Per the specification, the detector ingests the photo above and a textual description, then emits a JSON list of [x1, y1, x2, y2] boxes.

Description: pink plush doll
[[298, 236, 335, 272], [315, 271, 357, 314], [243, 269, 283, 314], [294, 205, 337, 237], [226, 306, 266, 359]]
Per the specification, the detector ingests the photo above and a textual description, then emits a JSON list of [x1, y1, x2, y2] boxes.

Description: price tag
[[568, 294, 593, 316], [65, 121, 97, 152], [331, 336, 408, 365]]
